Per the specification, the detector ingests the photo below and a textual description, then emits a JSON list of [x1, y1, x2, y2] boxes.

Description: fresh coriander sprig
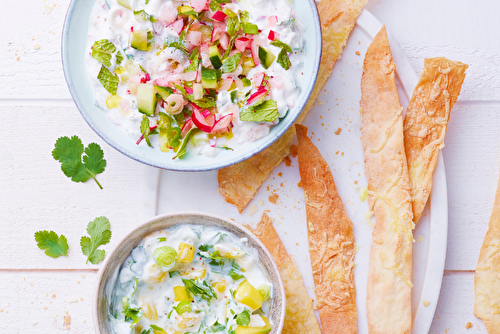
[[52, 136, 106, 189], [80, 216, 112, 264], [34, 230, 69, 258]]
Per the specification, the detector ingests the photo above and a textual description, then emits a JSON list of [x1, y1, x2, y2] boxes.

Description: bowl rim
[[61, 0, 322, 172], [92, 211, 286, 334]]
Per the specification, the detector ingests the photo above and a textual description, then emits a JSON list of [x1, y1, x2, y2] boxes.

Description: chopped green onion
[[152, 246, 178, 272]]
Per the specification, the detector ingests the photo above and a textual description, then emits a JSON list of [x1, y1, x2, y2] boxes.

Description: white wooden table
[[1, 0, 499, 332]]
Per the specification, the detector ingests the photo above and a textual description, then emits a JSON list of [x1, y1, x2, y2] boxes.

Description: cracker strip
[[360, 26, 414, 334], [404, 57, 467, 224], [246, 213, 322, 334], [218, 0, 368, 213], [474, 172, 500, 333], [296, 124, 357, 333]]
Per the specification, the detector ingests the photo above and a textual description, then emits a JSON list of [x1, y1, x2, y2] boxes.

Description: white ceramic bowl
[[62, 0, 321, 171], [93, 212, 286, 333]]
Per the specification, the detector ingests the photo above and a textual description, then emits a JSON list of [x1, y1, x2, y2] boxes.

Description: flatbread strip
[[218, 0, 368, 213], [296, 124, 357, 333], [360, 26, 414, 334], [404, 57, 468, 224], [475, 172, 500, 333], [246, 213, 321, 334]]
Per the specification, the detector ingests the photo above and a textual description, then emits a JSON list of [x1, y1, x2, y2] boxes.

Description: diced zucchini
[[242, 22, 258, 35], [241, 56, 255, 75], [130, 29, 148, 51], [258, 47, 275, 70], [137, 84, 157, 116], [117, 0, 131, 10], [209, 46, 222, 69], [201, 67, 218, 89], [154, 85, 173, 101]]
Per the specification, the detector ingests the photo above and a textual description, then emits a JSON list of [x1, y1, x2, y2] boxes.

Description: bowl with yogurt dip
[[62, 0, 321, 171], [93, 212, 285, 334]]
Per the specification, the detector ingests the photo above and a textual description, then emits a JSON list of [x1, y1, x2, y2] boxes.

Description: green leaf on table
[[240, 99, 279, 122], [97, 65, 119, 95], [34, 230, 69, 258], [80, 216, 112, 264], [52, 136, 106, 189]]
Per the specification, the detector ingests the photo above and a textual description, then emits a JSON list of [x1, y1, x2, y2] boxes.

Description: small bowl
[[93, 212, 286, 333], [61, 0, 321, 171]]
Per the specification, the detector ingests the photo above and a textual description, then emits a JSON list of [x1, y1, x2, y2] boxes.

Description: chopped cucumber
[[201, 67, 218, 89], [209, 46, 222, 69], [130, 30, 148, 51], [154, 85, 174, 101], [258, 47, 275, 70], [242, 22, 258, 35], [137, 84, 157, 116], [117, 0, 131, 10]]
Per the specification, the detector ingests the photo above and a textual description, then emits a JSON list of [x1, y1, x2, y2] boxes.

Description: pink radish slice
[[201, 109, 211, 118], [253, 72, 265, 87], [211, 10, 227, 22], [268, 30, 279, 41], [180, 71, 198, 82], [190, 0, 207, 12], [170, 19, 185, 35], [220, 33, 230, 50], [246, 87, 268, 105], [159, 6, 177, 24], [218, 78, 234, 91], [235, 37, 250, 52], [267, 16, 278, 28], [211, 113, 233, 134], [206, 114, 215, 127], [192, 109, 213, 132], [250, 39, 260, 66], [181, 119, 195, 137]]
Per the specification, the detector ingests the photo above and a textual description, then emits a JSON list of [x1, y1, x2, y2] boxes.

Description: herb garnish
[[34, 230, 69, 258], [80, 216, 112, 264]]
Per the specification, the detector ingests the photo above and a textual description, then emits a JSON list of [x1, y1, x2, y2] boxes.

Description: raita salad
[[108, 225, 274, 334], [86, 0, 305, 159]]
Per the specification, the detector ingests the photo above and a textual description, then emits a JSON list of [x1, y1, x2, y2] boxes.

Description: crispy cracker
[[218, 0, 368, 213], [360, 26, 414, 334], [296, 124, 357, 333], [404, 57, 467, 224], [246, 213, 321, 334], [475, 172, 500, 333]]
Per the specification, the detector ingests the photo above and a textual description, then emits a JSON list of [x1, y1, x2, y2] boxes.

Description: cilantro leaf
[[80, 216, 112, 264], [236, 309, 251, 326], [205, 320, 226, 332], [182, 278, 217, 304], [222, 53, 242, 73], [52, 136, 106, 189], [97, 65, 119, 94], [240, 100, 279, 122], [122, 297, 143, 325], [34, 230, 69, 258], [228, 269, 244, 281]]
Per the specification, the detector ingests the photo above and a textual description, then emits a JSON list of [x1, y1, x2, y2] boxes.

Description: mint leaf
[[236, 309, 251, 326], [222, 53, 242, 73], [173, 128, 196, 159], [97, 66, 119, 94], [226, 17, 240, 36], [209, 0, 229, 12], [240, 99, 279, 122], [270, 40, 292, 53], [91, 39, 121, 67], [80, 216, 112, 264], [184, 46, 200, 73], [34, 230, 69, 258], [240, 10, 250, 23], [139, 116, 159, 147], [277, 48, 291, 70]]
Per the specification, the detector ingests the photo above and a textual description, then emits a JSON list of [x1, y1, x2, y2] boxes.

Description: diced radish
[[219, 33, 230, 50], [268, 16, 278, 28], [192, 109, 213, 132], [211, 113, 233, 134], [190, 21, 201, 31], [235, 37, 250, 52], [201, 110, 211, 118], [159, 6, 177, 24], [181, 119, 195, 137], [193, 83, 204, 100], [189, 0, 208, 12], [250, 39, 260, 66], [169, 19, 185, 36], [184, 86, 194, 95], [246, 87, 268, 105], [218, 78, 234, 91], [211, 28, 220, 42], [268, 30, 279, 41], [211, 10, 227, 22], [185, 31, 202, 50], [253, 72, 265, 87]]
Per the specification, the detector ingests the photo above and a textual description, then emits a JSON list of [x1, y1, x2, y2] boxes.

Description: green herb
[[97, 65, 119, 94], [173, 300, 192, 315], [277, 49, 291, 70], [240, 100, 279, 122], [173, 128, 197, 159], [132, 277, 139, 297], [181, 278, 217, 304], [169, 270, 180, 278], [157, 237, 167, 242], [230, 90, 237, 103], [184, 46, 200, 73], [34, 230, 69, 258], [242, 77, 251, 87], [226, 17, 240, 36], [236, 309, 251, 326], [167, 127, 183, 149], [270, 40, 292, 53], [228, 269, 244, 281], [52, 136, 106, 189], [209, 0, 229, 12], [175, 84, 216, 108], [149, 324, 165, 333], [216, 146, 234, 151], [140, 115, 159, 147], [205, 320, 226, 333], [140, 330, 152, 334], [222, 53, 242, 73], [241, 22, 258, 35], [147, 30, 155, 47], [91, 39, 123, 67], [240, 10, 250, 23], [133, 10, 157, 22], [222, 37, 236, 60], [198, 245, 226, 266], [80, 216, 112, 264], [122, 297, 143, 325], [259, 328, 272, 333]]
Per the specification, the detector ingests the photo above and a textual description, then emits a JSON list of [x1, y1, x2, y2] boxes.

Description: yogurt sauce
[[108, 224, 274, 333], [86, 0, 306, 158]]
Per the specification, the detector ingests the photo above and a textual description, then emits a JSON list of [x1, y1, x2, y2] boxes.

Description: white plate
[[141, 9, 448, 333]]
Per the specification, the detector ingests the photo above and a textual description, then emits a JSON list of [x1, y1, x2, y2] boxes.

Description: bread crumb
[[355, 51, 361, 56], [63, 313, 71, 330], [43, 4, 53, 15], [81, 274, 86, 279], [290, 145, 298, 158], [334, 127, 342, 135], [33, 44, 41, 50], [32, 321, 38, 326], [418, 235, 423, 243], [248, 204, 258, 217], [283, 156, 292, 167], [465, 322, 472, 329], [423, 300, 430, 307], [318, 100, 324, 105], [258, 200, 264, 206], [68, 297, 78, 303], [51, 294, 56, 298], [269, 194, 279, 204]]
